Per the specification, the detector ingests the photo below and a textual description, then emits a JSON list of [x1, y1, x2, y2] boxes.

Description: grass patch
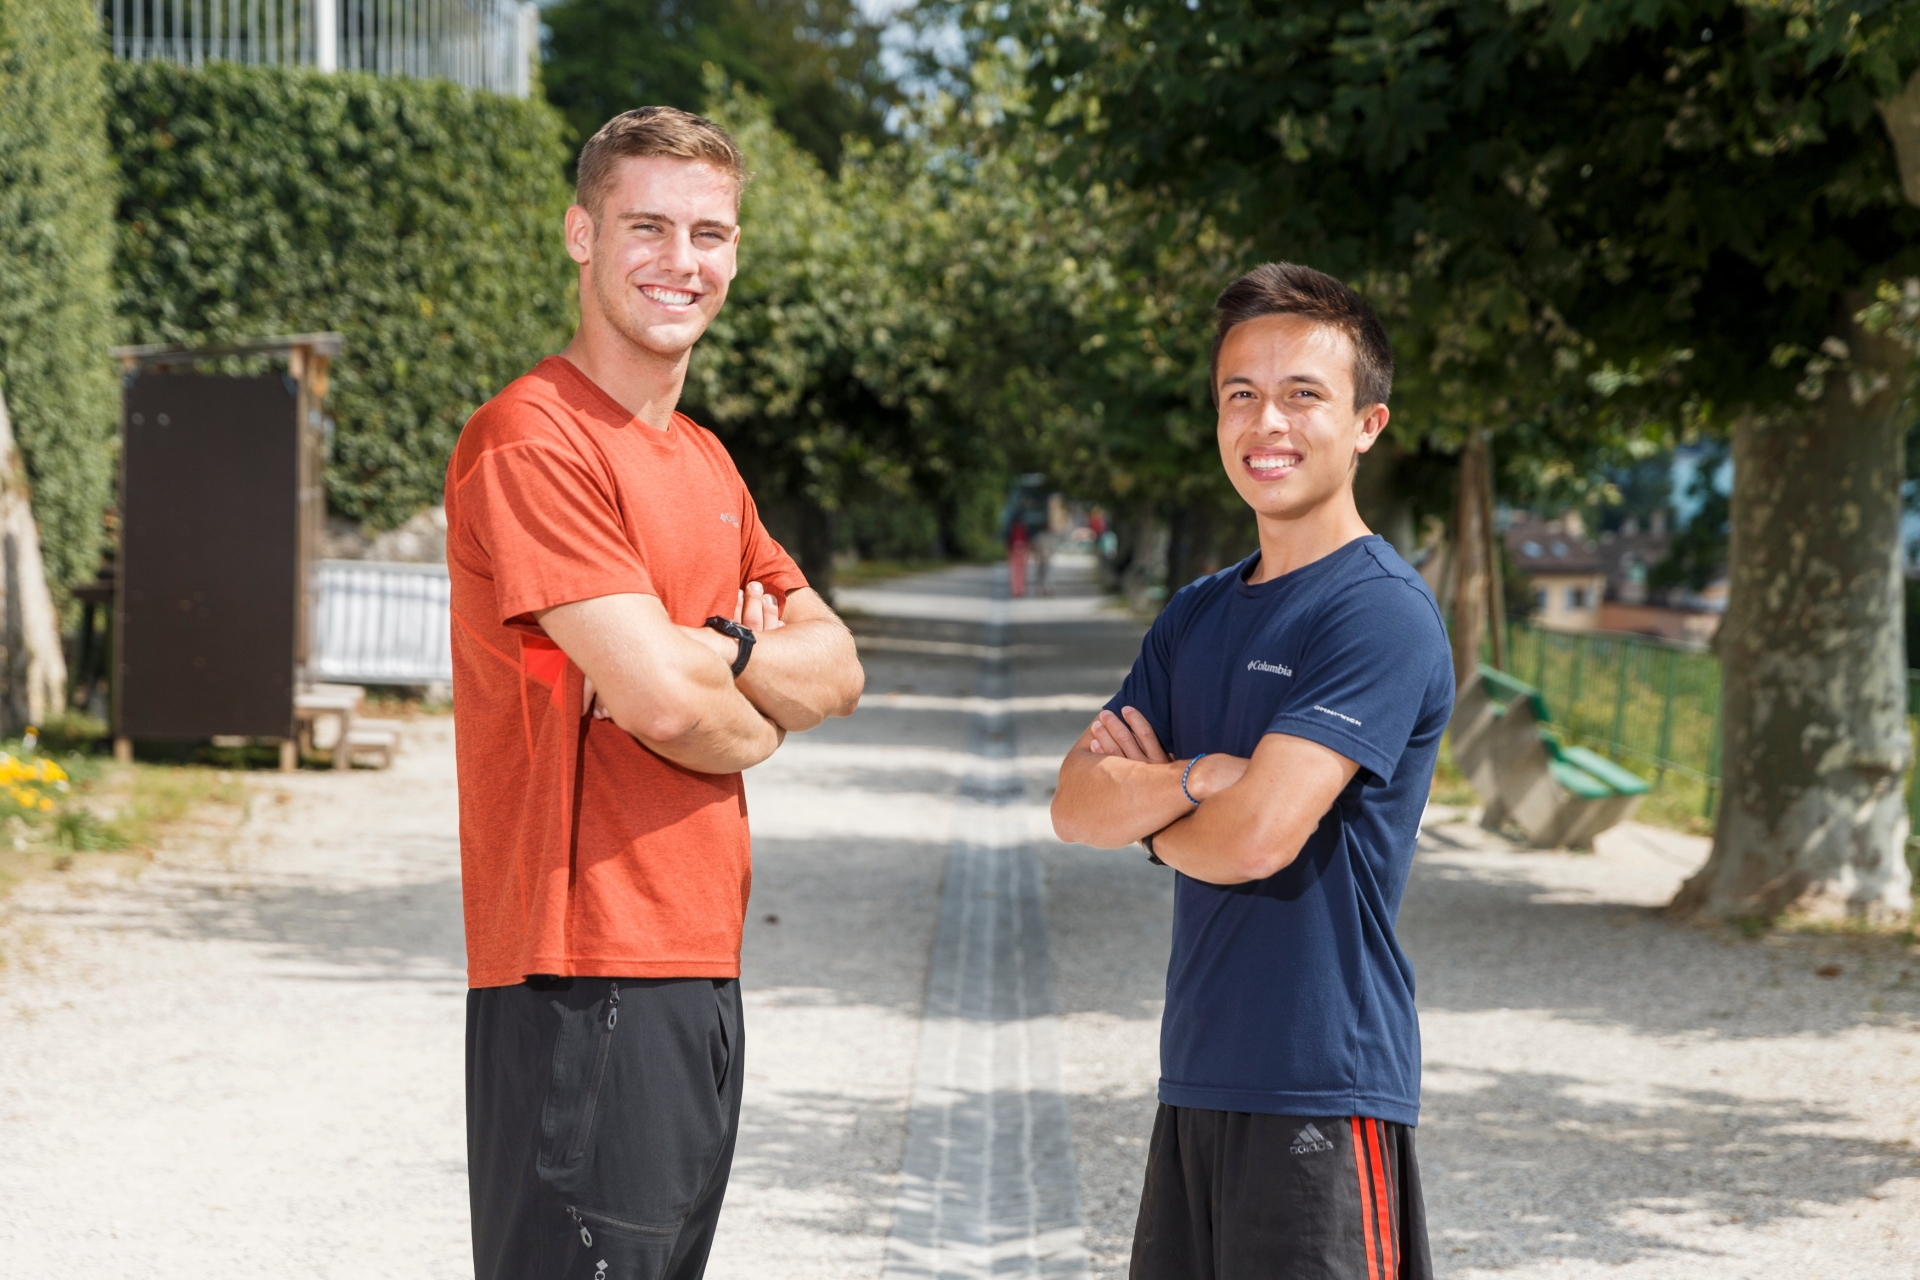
[[834, 558, 962, 587], [362, 686, 451, 718], [0, 726, 250, 903], [1428, 735, 1478, 808]]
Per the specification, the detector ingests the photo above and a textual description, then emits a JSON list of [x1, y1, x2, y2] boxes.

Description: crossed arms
[[1051, 707, 1361, 884], [537, 582, 864, 775]]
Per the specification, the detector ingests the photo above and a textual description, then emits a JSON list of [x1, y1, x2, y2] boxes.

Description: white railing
[[100, 0, 538, 98], [313, 560, 452, 685]]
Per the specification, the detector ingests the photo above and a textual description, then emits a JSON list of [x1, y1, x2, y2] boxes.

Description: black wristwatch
[[703, 617, 755, 677], [1140, 830, 1166, 866]]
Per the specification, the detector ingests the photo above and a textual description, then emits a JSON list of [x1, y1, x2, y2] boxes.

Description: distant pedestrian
[[1031, 526, 1056, 596], [1007, 515, 1031, 598], [445, 107, 865, 1280], [1051, 263, 1453, 1278]]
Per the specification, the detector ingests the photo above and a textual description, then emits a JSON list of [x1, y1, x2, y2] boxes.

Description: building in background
[[1505, 508, 1724, 644], [1505, 511, 1609, 631]]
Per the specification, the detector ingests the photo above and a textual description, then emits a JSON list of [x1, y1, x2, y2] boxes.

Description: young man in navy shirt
[[1053, 262, 1453, 1279]]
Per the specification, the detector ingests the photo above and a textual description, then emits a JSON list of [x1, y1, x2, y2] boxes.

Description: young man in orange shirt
[[446, 108, 865, 1280]]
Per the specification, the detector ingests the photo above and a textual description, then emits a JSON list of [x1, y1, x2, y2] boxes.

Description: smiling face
[[565, 154, 741, 365], [1214, 313, 1389, 527]]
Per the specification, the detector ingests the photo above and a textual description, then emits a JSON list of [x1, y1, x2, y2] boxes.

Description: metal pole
[[1653, 646, 1677, 784], [1609, 638, 1631, 756], [1566, 633, 1586, 740], [315, 0, 337, 70]]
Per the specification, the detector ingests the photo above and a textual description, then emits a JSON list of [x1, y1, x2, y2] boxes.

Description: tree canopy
[[543, 0, 896, 168]]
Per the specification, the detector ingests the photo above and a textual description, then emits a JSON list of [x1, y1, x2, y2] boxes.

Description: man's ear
[[564, 204, 594, 267], [1354, 404, 1390, 454]]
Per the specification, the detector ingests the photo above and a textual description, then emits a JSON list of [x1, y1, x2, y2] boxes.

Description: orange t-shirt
[[444, 357, 807, 988]]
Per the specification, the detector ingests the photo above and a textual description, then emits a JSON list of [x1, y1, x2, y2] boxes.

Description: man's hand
[[540, 593, 783, 774], [1052, 705, 1250, 848], [731, 586, 863, 731], [1054, 703, 1356, 883], [1087, 707, 1250, 802], [1149, 733, 1359, 884], [585, 581, 860, 734]]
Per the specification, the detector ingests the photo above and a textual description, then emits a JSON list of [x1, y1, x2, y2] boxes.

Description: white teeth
[[1248, 456, 1298, 472], [643, 287, 695, 306]]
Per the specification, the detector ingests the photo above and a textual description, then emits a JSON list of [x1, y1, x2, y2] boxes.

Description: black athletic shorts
[[466, 976, 744, 1280], [1131, 1103, 1432, 1280]]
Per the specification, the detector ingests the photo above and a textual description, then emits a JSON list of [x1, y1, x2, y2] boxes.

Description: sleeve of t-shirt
[[1268, 575, 1446, 786], [737, 486, 809, 601], [1102, 588, 1190, 752], [459, 437, 652, 631]]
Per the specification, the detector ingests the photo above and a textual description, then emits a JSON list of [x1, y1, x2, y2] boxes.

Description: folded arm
[[537, 593, 783, 774], [1052, 707, 1248, 847], [1051, 705, 1359, 884], [731, 585, 864, 731]]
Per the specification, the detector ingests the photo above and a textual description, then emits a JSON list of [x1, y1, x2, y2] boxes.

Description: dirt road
[[2, 557, 1915, 1279]]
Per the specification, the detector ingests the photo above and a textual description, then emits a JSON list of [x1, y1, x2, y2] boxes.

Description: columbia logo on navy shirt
[[1246, 659, 1292, 676]]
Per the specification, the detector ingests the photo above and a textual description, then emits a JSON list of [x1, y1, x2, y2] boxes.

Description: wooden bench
[[294, 684, 401, 769], [1450, 664, 1650, 849]]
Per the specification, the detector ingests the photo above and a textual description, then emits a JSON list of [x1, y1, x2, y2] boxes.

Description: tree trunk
[[1448, 431, 1490, 694], [1352, 438, 1417, 557], [0, 389, 66, 733], [792, 498, 838, 604], [1671, 299, 1912, 923], [1165, 501, 1220, 595]]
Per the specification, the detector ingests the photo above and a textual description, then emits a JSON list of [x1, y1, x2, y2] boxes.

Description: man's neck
[[1246, 491, 1373, 584], [558, 323, 689, 432]]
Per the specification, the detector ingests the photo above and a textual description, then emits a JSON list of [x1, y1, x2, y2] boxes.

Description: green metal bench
[[1450, 663, 1650, 849]]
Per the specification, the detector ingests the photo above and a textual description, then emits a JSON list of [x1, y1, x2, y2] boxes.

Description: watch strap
[[703, 617, 756, 677]]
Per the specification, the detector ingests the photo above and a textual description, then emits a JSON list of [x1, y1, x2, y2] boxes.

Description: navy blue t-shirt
[[1106, 535, 1453, 1126]]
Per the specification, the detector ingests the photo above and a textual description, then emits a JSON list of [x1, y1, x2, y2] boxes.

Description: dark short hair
[[575, 107, 749, 219], [1210, 263, 1394, 410]]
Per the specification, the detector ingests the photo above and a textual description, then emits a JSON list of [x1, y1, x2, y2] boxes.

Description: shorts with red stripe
[[1129, 1104, 1431, 1280]]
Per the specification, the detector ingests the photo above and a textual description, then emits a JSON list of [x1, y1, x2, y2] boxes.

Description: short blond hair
[[574, 107, 749, 218]]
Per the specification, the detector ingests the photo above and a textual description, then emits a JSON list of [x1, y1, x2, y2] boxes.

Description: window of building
[[1534, 587, 1548, 612], [1568, 586, 1588, 609]]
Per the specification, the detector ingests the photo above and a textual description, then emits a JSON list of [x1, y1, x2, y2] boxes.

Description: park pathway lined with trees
[[0, 561, 1916, 1278]]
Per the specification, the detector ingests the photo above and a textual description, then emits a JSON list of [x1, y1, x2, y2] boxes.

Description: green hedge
[[108, 62, 575, 527], [0, 0, 122, 592]]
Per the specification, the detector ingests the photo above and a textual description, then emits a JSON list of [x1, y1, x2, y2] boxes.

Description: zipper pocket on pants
[[565, 981, 620, 1165], [567, 1204, 678, 1246]]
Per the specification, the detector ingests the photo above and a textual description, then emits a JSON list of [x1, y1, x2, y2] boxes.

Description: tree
[[543, 0, 896, 169], [992, 0, 1920, 919], [0, 0, 121, 593]]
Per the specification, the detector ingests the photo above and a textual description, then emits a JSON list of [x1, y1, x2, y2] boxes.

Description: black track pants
[[467, 976, 744, 1280], [1130, 1104, 1432, 1280]]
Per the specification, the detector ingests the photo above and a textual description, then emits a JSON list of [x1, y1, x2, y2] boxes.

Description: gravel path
[[2, 557, 1916, 1278]]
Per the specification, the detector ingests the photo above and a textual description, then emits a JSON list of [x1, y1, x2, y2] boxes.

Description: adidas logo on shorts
[[1289, 1123, 1336, 1155]]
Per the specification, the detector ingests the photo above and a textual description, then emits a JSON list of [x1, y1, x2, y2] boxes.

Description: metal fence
[[312, 559, 451, 685], [1506, 623, 1724, 811], [1504, 622, 1920, 838], [99, 0, 539, 97]]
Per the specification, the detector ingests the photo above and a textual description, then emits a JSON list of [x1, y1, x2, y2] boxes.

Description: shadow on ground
[[1421, 1065, 1920, 1271], [1405, 844, 1920, 1041]]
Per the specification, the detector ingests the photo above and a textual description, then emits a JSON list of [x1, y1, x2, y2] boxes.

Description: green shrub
[[107, 62, 575, 527], [0, 0, 122, 592]]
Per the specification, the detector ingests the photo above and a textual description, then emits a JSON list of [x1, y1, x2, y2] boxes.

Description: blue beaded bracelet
[[1181, 754, 1208, 806]]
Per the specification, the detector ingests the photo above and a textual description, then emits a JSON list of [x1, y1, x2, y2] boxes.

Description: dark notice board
[[119, 372, 300, 739]]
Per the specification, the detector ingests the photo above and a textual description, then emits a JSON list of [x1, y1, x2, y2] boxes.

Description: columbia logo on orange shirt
[[719, 512, 740, 527]]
